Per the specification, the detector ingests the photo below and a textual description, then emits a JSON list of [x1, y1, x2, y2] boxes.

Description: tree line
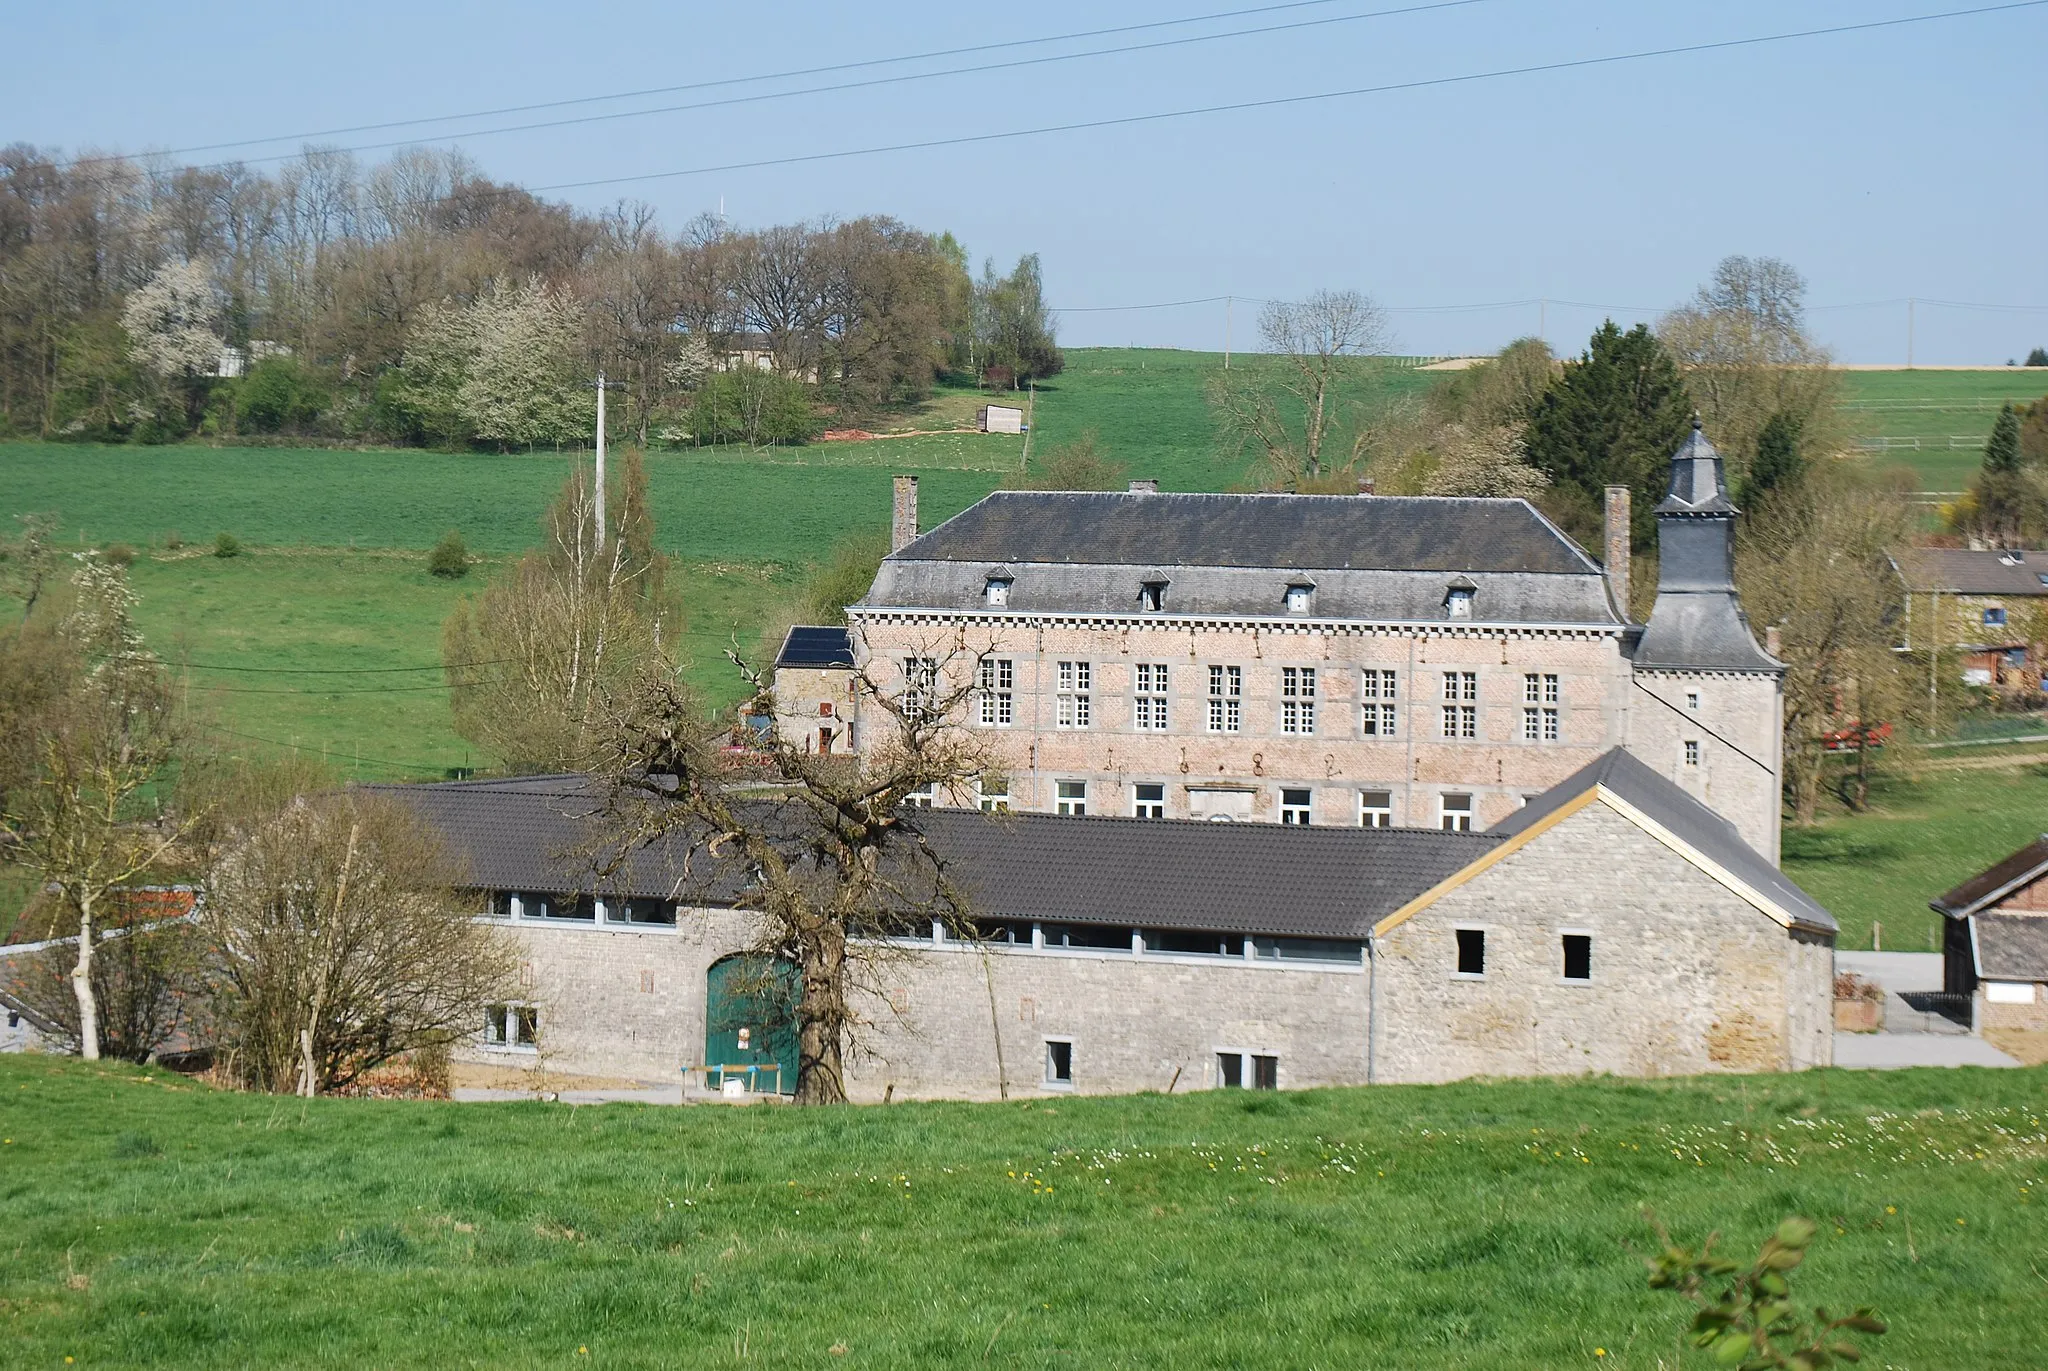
[[0, 144, 1062, 449]]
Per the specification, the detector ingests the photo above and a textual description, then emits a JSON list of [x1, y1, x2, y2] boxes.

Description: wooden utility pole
[[1224, 296, 1233, 370]]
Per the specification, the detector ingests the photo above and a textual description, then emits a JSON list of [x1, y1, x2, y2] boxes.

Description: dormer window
[[984, 574, 1012, 608], [1139, 578, 1168, 613], [1444, 578, 1476, 620], [1284, 582, 1315, 616]]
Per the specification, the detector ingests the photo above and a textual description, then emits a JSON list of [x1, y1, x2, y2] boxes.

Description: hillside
[[0, 1052, 2041, 1368]]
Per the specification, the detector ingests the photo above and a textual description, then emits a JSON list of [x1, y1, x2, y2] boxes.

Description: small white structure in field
[[978, 404, 1024, 434]]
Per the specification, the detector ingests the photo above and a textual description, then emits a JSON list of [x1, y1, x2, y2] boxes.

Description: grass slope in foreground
[[0, 1055, 2041, 1369]]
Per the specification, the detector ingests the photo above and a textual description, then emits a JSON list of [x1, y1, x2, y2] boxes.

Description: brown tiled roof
[[1930, 837, 2048, 918]]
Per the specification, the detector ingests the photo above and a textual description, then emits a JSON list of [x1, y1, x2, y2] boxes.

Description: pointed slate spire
[[1658, 415, 1739, 515], [1632, 418, 1781, 673]]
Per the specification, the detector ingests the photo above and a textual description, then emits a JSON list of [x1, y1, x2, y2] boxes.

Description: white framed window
[[484, 1003, 540, 1051], [1440, 792, 1473, 832], [1361, 669, 1398, 736], [977, 775, 1010, 813], [1216, 1051, 1278, 1090], [977, 658, 1014, 727], [1453, 927, 1486, 977], [1986, 981, 2038, 1004], [1207, 664, 1242, 733], [1684, 739, 1700, 767], [1281, 666, 1316, 735], [1043, 1038, 1074, 1088], [901, 657, 937, 720], [1055, 660, 1092, 729], [1134, 663, 1170, 730], [1447, 587, 1474, 619], [1360, 789, 1393, 828], [1522, 706, 1560, 742], [1561, 931, 1592, 982], [903, 782, 935, 809], [1132, 782, 1166, 818], [1280, 788, 1312, 825], [984, 577, 1011, 607], [1440, 672, 1477, 739], [1056, 780, 1087, 816], [1285, 584, 1313, 615], [1685, 689, 1701, 712]]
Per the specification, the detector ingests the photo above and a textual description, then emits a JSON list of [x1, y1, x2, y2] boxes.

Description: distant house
[[771, 626, 857, 756], [0, 988, 53, 1054], [1892, 547, 2048, 688], [1931, 838, 2048, 1031], [714, 333, 819, 385]]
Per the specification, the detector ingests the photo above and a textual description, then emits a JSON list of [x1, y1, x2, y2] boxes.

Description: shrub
[[213, 532, 242, 559], [163, 530, 183, 550], [102, 543, 136, 568], [237, 356, 328, 433], [427, 531, 470, 579], [690, 370, 819, 447]]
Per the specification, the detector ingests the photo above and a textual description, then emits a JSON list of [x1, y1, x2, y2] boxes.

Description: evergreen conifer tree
[[1524, 321, 1693, 548], [1740, 412, 1806, 508], [1984, 403, 2023, 475]]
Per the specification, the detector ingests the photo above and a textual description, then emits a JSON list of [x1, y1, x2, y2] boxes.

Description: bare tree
[[1658, 256, 1845, 472], [202, 790, 516, 1095], [1208, 289, 1392, 486], [1735, 476, 1916, 823], [0, 557, 192, 1059], [592, 642, 992, 1104], [443, 464, 677, 771]]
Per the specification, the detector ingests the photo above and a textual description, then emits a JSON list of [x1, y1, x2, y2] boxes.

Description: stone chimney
[[1603, 485, 1632, 620], [1128, 479, 1159, 494], [1357, 477, 1376, 496], [891, 474, 919, 553], [1765, 625, 1782, 659]]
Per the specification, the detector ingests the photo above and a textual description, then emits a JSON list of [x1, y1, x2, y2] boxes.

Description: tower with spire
[[1625, 418, 1786, 862]]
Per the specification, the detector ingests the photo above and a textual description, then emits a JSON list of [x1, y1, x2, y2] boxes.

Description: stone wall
[[1373, 801, 1829, 1083], [1626, 669, 1784, 862], [458, 799, 1830, 1096]]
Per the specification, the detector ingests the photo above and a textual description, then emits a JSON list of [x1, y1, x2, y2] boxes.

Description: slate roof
[[1633, 423, 1782, 674], [1492, 748, 1837, 934], [1971, 913, 2048, 981], [1930, 836, 2048, 918], [887, 491, 1600, 573], [370, 776, 1499, 940], [1892, 548, 2048, 597], [862, 491, 1619, 625], [775, 626, 855, 669]]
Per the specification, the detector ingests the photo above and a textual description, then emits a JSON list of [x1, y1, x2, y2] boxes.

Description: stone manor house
[[811, 418, 1785, 860], [379, 423, 1836, 1099]]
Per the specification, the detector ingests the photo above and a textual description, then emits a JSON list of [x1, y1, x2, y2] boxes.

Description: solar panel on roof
[[776, 626, 854, 668]]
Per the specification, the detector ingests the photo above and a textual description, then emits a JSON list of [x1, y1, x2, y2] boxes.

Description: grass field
[[1838, 369, 2048, 492], [0, 1053, 2042, 1369], [1780, 755, 2048, 952]]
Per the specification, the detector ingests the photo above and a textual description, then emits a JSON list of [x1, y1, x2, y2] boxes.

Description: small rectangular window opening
[[1280, 787, 1312, 824], [1217, 1052, 1243, 1088], [1133, 782, 1166, 818], [1441, 793, 1473, 832], [1252, 1054, 1278, 1090], [1044, 1039, 1073, 1085], [1685, 690, 1700, 712], [1455, 927, 1486, 976], [1056, 780, 1087, 816], [1684, 740, 1700, 767], [1562, 933, 1592, 982], [1359, 789, 1393, 828]]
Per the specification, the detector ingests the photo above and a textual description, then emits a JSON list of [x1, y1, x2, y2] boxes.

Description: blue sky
[[7, 0, 2045, 362]]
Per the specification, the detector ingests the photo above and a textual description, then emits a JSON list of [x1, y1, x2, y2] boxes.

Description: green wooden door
[[704, 955, 799, 1094]]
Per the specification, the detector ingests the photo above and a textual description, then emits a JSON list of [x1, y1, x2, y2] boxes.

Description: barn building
[[394, 748, 1833, 1099]]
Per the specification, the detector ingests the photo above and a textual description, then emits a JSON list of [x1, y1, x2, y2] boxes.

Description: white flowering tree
[[121, 261, 225, 429]]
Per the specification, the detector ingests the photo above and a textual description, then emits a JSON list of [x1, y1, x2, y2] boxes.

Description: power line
[[1053, 292, 2048, 315], [195, 680, 460, 695], [506, 2, 2044, 201], [183, 0, 1500, 171], [170, 656, 519, 674], [52, 0, 1452, 171], [198, 721, 455, 774]]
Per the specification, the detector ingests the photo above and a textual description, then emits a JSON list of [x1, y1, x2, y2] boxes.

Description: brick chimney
[[1603, 485, 1632, 620], [891, 474, 919, 553], [1128, 479, 1158, 494]]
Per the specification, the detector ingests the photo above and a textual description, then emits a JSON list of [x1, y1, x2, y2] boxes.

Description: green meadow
[[0, 1052, 2042, 1369], [1838, 369, 2048, 491]]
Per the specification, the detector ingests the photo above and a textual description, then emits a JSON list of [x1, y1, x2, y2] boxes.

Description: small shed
[[978, 404, 1024, 435], [1931, 836, 2048, 1030]]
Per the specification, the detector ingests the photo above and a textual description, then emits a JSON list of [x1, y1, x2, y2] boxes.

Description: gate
[[703, 955, 799, 1095]]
